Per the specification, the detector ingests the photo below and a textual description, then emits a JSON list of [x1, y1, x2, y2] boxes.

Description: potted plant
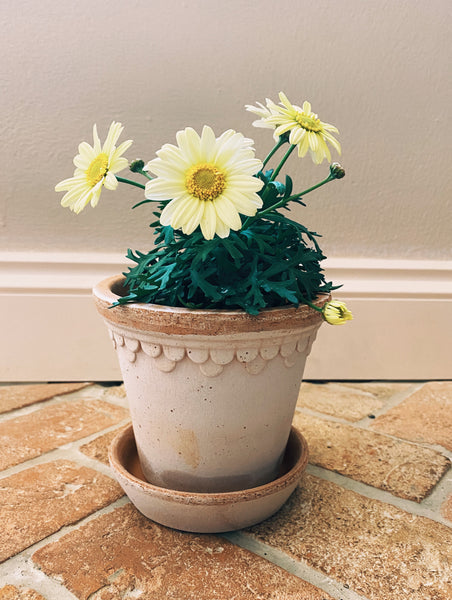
[[56, 92, 352, 519]]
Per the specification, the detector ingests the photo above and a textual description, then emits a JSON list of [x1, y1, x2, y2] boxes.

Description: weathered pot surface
[[109, 423, 309, 533], [94, 275, 327, 493]]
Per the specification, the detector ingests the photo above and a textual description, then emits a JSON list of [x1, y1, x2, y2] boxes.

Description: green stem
[[252, 175, 334, 221], [137, 169, 153, 180], [269, 144, 296, 182], [262, 138, 288, 168], [116, 176, 146, 190], [294, 174, 334, 198], [304, 300, 324, 313]]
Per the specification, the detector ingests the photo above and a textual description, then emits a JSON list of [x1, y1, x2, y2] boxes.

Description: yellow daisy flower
[[144, 126, 264, 240], [247, 92, 341, 164], [55, 122, 132, 213], [322, 300, 353, 325]]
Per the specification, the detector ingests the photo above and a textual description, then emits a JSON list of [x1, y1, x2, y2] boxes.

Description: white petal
[[297, 134, 310, 157], [278, 92, 294, 111], [171, 196, 201, 229], [226, 157, 263, 176], [181, 200, 205, 235], [109, 156, 129, 174], [200, 201, 217, 239], [90, 184, 103, 207], [76, 142, 95, 164], [145, 178, 183, 200], [226, 175, 264, 192], [147, 157, 185, 179], [72, 187, 94, 213], [308, 131, 319, 151], [92, 125, 101, 154], [110, 139, 133, 164], [60, 182, 90, 207], [289, 127, 305, 145], [160, 197, 188, 225], [55, 173, 86, 192], [102, 122, 124, 154], [109, 157, 129, 174], [176, 128, 202, 164], [103, 171, 118, 190], [200, 126, 217, 162], [213, 195, 242, 230], [225, 189, 262, 215], [214, 215, 230, 238]]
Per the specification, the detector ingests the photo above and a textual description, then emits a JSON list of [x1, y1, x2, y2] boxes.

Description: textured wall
[[2, 0, 451, 259]]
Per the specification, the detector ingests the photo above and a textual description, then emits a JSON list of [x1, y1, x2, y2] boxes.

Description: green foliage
[[115, 216, 336, 316], [113, 156, 342, 315]]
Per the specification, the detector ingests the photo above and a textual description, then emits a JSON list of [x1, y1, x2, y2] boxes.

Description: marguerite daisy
[[144, 126, 264, 240], [246, 92, 341, 164], [55, 122, 132, 213], [322, 300, 353, 325]]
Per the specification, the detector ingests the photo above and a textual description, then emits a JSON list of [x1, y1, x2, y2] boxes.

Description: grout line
[[0, 496, 130, 598], [351, 382, 425, 427], [297, 382, 424, 429], [0, 555, 79, 600], [296, 401, 452, 461], [1, 381, 450, 598], [0, 383, 126, 424], [305, 464, 452, 527], [0, 417, 131, 481], [222, 532, 370, 600]]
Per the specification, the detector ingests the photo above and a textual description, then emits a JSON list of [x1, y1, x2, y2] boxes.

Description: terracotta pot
[[93, 275, 327, 493]]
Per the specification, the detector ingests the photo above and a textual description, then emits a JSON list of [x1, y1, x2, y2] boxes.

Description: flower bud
[[129, 159, 145, 173], [330, 162, 345, 179], [322, 300, 353, 325]]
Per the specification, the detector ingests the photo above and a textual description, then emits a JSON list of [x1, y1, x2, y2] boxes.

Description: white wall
[[1, 0, 451, 381], [2, 0, 451, 259]]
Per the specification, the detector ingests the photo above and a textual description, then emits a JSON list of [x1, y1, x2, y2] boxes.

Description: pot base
[[109, 424, 309, 533]]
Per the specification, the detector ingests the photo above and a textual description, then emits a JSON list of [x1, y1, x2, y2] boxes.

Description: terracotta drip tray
[[109, 425, 309, 533]]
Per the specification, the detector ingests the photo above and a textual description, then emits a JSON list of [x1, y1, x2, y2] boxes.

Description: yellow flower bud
[[322, 300, 353, 325]]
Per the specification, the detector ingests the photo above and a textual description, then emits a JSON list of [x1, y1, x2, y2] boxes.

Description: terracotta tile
[[297, 382, 383, 421], [0, 586, 46, 600], [79, 425, 130, 465], [294, 412, 450, 501], [33, 504, 334, 600], [0, 383, 91, 414], [248, 475, 452, 600], [335, 381, 412, 399], [102, 384, 126, 399], [0, 399, 129, 470], [372, 382, 452, 450], [0, 460, 123, 563], [442, 495, 452, 522]]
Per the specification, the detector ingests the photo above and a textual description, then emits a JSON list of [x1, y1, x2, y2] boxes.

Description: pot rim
[[93, 274, 329, 335]]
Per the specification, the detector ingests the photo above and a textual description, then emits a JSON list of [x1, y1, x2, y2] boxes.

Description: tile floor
[[0, 381, 451, 599]]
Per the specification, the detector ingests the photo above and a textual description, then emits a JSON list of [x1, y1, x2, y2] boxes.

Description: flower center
[[295, 112, 322, 133], [86, 153, 109, 186], [185, 163, 226, 201]]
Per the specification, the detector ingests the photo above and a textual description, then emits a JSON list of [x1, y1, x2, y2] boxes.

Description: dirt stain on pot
[[170, 428, 200, 469]]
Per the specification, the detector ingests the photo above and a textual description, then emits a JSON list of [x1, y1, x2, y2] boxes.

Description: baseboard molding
[[1, 252, 451, 381]]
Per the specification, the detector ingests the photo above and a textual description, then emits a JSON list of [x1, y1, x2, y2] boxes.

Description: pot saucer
[[109, 424, 309, 533]]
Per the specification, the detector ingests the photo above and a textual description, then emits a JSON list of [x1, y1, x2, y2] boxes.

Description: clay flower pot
[[94, 275, 327, 494]]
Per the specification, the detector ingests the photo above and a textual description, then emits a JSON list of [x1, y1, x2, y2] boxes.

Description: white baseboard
[[1, 252, 451, 381]]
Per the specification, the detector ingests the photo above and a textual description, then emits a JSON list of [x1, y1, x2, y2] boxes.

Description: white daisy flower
[[144, 126, 264, 240], [55, 122, 132, 213], [247, 92, 341, 164]]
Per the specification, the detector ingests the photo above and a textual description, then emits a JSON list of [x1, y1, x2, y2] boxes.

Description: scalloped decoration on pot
[[108, 327, 317, 376]]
